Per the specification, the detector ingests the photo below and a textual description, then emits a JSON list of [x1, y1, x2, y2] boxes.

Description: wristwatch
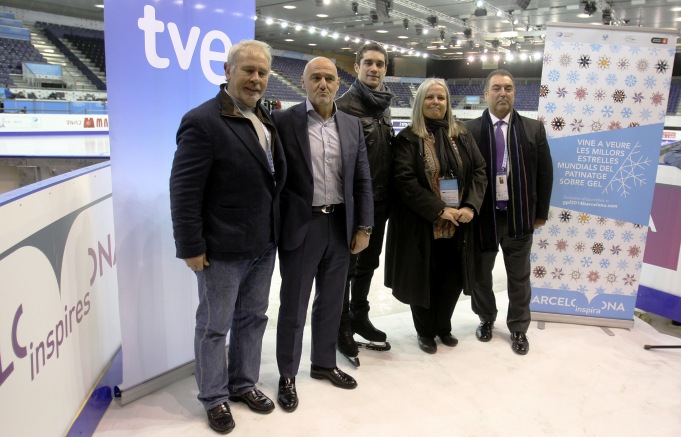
[[358, 226, 373, 236]]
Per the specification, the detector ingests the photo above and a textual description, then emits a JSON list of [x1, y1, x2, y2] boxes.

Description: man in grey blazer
[[272, 57, 374, 412], [466, 69, 553, 356]]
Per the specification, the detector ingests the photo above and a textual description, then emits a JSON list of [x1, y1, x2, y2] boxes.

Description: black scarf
[[425, 117, 459, 178], [351, 79, 394, 113]]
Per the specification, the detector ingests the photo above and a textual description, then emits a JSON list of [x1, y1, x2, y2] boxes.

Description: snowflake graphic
[[628, 122, 641, 128], [622, 230, 634, 242], [545, 102, 557, 113], [606, 272, 618, 284], [610, 44, 622, 53], [534, 226, 544, 235], [548, 70, 560, 82], [628, 245, 641, 258], [591, 44, 603, 52], [556, 87, 568, 98], [537, 115, 547, 126], [560, 283, 570, 290], [539, 84, 550, 98], [533, 266, 547, 279], [549, 224, 560, 236], [581, 257, 593, 267], [578, 54, 591, 68], [600, 259, 610, 268], [605, 74, 617, 86], [545, 254, 556, 265], [578, 213, 590, 224], [608, 120, 622, 130], [571, 119, 584, 132], [586, 72, 599, 85], [648, 48, 660, 56], [556, 239, 568, 251], [530, 252, 538, 262], [564, 255, 575, 265], [621, 108, 633, 119], [611, 245, 622, 255], [575, 241, 586, 253], [551, 117, 566, 131], [636, 59, 649, 72], [578, 285, 588, 294], [612, 89, 626, 103], [644, 76, 656, 89], [538, 239, 549, 249], [636, 261, 643, 270], [603, 229, 615, 241], [575, 87, 588, 101], [598, 56, 610, 69], [567, 71, 579, 84], [632, 92, 644, 103], [615, 220, 625, 227], [651, 92, 665, 106], [640, 108, 652, 120], [640, 232, 648, 243], [596, 216, 607, 225], [658, 109, 667, 121], [603, 144, 652, 198], [565, 103, 576, 115], [601, 106, 614, 117], [591, 120, 603, 132], [629, 46, 641, 55], [567, 226, 579, 237], [623, 273, 636, 286], [594, 89, 607, 101], [543, 53, 553, 65], [618, 260, 628, 270], [588, 270, 600, 283], [552, 268, 565, 280], [592, 242, 604, 254], [617, 58, 629, 70], [583, 105, 595, 116], [624, 75, 637, 87], [571, 269, 582, 281], [585, 228, 597, 239], [596, 286, 606, 295], [559, 54, 572, 67], [655, 59, 669, 74]]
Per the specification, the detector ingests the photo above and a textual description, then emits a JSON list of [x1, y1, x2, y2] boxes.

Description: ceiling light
[[427, 16, 437, 27], [352, 2, 359, 14], [354, 37, 361, 43], [316, 14, 328, 18], [474, 7, 488, 17], [320, 29, 328, 36], [332, 32, 339, 38], [94, 4, 104, 8], [284, 39, 294, 42], [283, 5, 296, 9], [280, 21, 288, 28], [295, 24, 303, 31], [403, 18, 409, 29], [377, 30, 388, 33], [265, 17, 274, 25], [308, 43, 317, 46], [398, 35, 409, 39]]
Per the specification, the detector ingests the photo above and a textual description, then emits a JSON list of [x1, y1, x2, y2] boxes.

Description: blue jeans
[[194, 242, 275, 410]]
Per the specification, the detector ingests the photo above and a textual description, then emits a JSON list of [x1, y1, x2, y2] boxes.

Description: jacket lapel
[[291, 102, 313, 176]]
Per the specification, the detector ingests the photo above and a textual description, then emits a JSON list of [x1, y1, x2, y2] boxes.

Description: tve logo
[[137, 5, 232, 85]]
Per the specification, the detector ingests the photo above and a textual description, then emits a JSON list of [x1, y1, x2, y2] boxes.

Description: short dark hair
[[355, 41, 388, 66], [484, 69, 515, 91]]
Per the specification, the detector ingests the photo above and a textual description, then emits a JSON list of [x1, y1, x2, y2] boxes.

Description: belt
[[312, 204, 340, 214]]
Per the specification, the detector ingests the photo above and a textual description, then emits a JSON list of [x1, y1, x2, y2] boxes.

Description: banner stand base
[[115, 359, 195, 406], [532, 311, 634, 330]]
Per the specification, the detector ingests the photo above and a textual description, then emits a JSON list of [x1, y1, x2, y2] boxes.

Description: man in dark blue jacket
[[170, 40, 286, 434]]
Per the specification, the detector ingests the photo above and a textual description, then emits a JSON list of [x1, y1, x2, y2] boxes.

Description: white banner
[[0, 113, 109, 133]]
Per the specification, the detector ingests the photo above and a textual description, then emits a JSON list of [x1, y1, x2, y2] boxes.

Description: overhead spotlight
[[468, 40, 475, 49], [403, 18, 409, 29], [602, 8, 612, 25], [415, 23, 423, 36], [463, 28, 472, 39], [315, 0, 324, 6], [351, 1, 359, 15], [474, 6, 487, 17], [378, 0, 392, 20], [370, 10, 379, 23], [583, 1, 597, 16], [491, 39, 500, 48], [516, 0, 531, 10], [427, 15, 437, 27], [440, 29, 445, 40]]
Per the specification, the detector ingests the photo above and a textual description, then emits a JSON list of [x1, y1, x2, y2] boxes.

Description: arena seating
[[0, 37, 47, 85]]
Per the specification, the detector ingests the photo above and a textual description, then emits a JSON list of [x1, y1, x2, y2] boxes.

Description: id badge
[[439, 178, 460, 207], [496, 173, 509, 201]]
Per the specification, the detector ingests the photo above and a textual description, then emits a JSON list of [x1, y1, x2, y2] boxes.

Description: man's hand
[[440, 206, 474, 226], [350, 230, 370, 254], [185, 253, 209, 272], [535, 218, 547, 228]]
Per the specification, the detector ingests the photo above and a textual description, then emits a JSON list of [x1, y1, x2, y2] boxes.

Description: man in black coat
[[169, 40, 286, 433], [466, 69, 553, 355], [335, 41, 394, 358], [273, 57, 373, 412]]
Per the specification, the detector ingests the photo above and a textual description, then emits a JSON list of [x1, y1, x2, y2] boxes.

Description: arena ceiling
[[6, 0, 681, 60]]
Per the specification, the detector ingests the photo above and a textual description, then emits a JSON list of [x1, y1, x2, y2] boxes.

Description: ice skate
[[337, 320, 360, 367], [352, 316, 391, 351]]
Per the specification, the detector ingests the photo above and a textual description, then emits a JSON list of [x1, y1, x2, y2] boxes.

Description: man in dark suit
[[466, 69, 553, 355], [273, 57, 374, 412], [170, 40, 286, 434]]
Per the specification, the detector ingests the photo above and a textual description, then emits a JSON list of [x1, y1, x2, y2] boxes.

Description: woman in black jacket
[[384, 78, 487, 354]]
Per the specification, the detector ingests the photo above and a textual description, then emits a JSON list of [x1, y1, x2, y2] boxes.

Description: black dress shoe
[[206, 402, 235, 434], [310, 365, 357, 389], [277, 377, 298, 412], [511, 332, 530, 355], [229, 388, 274, 414], [417, 336, 437, 354], [476, 321, 494, 342], [438, 333, 459, 347]]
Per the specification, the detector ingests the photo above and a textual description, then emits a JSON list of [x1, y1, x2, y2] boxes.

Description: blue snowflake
[[547, 70, 561, 82], [549, 225, 560, 236], [586, 72, 599, 85], [624, 75, 637, 87], [564, 255, 575, 265], [545, 102, 557, 113], [581, 257, 593, 267], [629, 46, 641, 55], [667, 48, 675, 57], [603, 229, 615, 240], [663, 78, 671, 89], [534, 226, 543, 235], [644, 76, 656, 89], [658, 110, 667, 121], [640, 232, 647, 243], [567, 71, 579, 84], [545, 254, 556, 265], [640, 108, 652, 120], [530, 252, 538, 262], [551, 41, 564, 50], [610, 45, 622, 53], [560, 283, 570, 290], [564, 103, 576, 115], [596, 286, 606, 295], [583, 105, 595, 116], [605, 74, 617, 86], [636, 261, 642, 270], [614, 287, 624, 295], [571, 42, 582, 51], [578, 285, 588, 294], [600, 259, 610, 268], [621, 107, 633, 119], [567, 226, 578, 237], [618, 260, 628, 270], [591, 44, 603, 52], [622, 230, 633, 242], [585, 228, 596, 238], [601, 106, 614, 117], [648, 47, 659, 56]]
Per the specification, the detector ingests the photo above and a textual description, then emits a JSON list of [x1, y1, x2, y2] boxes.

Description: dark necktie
[[495, 120, 507, 211]]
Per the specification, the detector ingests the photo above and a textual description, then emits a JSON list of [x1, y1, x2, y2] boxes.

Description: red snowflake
[[555, 239, 568, 252], [623, 274, 636, 286], [608, 120, 622, 130], [552, 268, 565, 280], [628, 245, 641, 258], [574, 87, 588, 101], [651, 92, 665, 106], [587, 271, 600, 283]]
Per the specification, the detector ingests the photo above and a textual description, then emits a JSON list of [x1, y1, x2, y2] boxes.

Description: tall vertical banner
[[104, 1, 254, 402], [530, 23, 677, 327]]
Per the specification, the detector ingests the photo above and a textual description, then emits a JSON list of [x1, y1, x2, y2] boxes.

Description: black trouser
[[410, 234, 463, 338]]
